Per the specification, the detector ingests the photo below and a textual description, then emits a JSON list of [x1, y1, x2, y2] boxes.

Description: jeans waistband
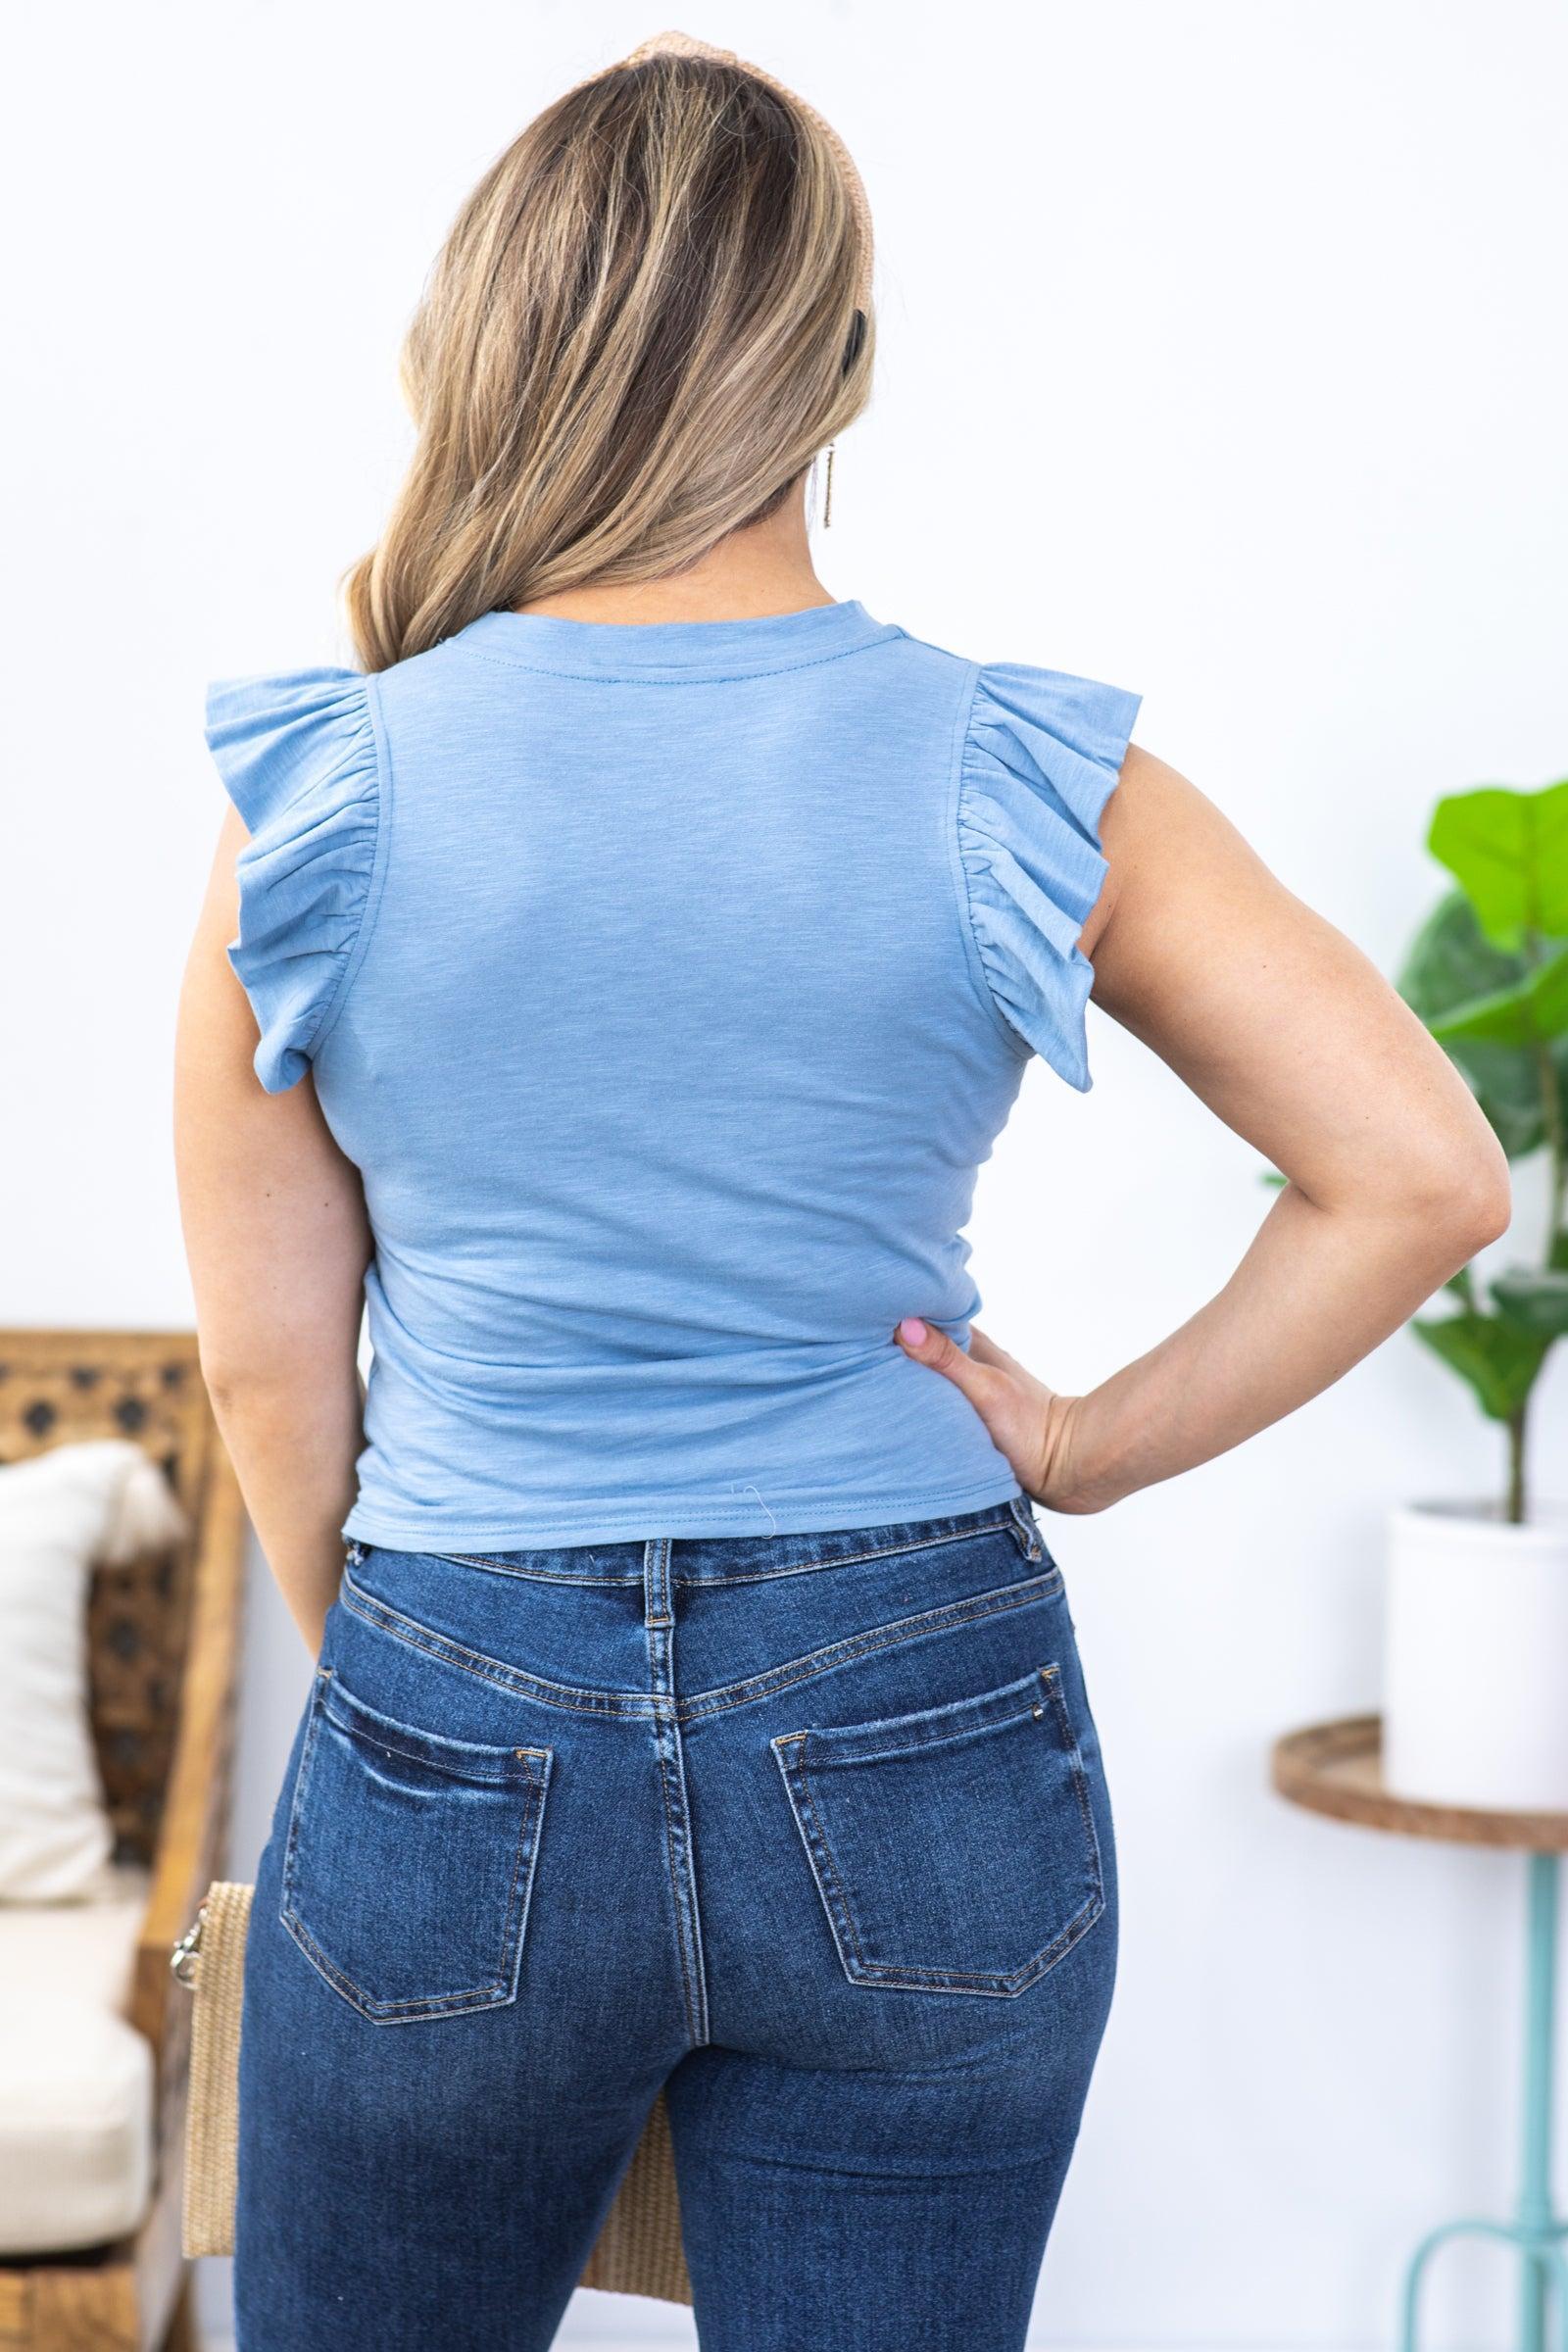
[[348, 1495, 1045, 1592]]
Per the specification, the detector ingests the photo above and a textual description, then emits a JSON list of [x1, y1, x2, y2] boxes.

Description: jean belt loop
[[1008, 1494, 1045, 1560], [643, 1536, 674, 1629]]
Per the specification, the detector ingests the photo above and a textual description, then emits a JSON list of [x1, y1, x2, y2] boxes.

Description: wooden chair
[[0, 1331, 247, 2352]]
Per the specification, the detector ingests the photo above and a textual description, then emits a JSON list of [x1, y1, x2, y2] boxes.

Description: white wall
[[4, 3, 1566, 2345]]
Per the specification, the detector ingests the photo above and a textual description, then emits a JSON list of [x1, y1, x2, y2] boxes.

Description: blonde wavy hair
[[345, 34, 875, 674]]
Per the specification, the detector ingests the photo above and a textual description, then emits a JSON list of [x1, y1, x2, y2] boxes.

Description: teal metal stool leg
[[1399, 1851, 1566, 2352], [1519, 1852, 1563, 2352]]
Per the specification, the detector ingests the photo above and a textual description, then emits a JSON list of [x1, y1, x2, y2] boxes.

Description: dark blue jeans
[[234, 1498, 1118, 2350]]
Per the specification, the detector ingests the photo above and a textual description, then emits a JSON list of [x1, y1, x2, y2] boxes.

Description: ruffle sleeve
[[956, 661, 1141, 1091], [204, 667, 381, 1093]]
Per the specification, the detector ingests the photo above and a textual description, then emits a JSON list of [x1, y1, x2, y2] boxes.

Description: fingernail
[[898, 1318, 928, 1347]]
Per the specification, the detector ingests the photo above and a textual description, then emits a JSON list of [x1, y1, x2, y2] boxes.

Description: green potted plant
[[1382, 773, 1568, 1808]]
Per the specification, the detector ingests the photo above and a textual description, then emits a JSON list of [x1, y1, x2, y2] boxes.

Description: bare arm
[[173, 808, 371, 1647], [897, 747, 1512, 1510]]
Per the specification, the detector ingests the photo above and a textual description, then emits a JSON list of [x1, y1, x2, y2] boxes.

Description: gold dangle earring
[[822, 442, 836, 528]]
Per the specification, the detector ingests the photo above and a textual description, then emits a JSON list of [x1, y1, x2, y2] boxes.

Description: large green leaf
[[1447, 1039, 1568, 1157], [1491, 1269, 1568, 1337], [1398, 887, 1525, 1014], [1428, 779, 1568, 950], [1399, 892, 1568, 1149], [1410, 1309, 1550, 1422], [1428, 943, 1568, 1050]]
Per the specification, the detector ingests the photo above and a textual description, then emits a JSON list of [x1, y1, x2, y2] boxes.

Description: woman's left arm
[[174, 808, 371, 1654]]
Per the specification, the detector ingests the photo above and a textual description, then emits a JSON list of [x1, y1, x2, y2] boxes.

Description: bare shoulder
[[1079, 742, 1276, 977]]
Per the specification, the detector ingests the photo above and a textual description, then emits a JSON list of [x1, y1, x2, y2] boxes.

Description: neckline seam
[[446, 627, 906, 685]]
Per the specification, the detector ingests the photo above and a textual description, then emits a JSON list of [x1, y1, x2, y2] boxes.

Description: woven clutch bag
[[172, 1881, 694, 2304]]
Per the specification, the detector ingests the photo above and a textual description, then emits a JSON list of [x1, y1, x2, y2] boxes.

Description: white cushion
[[0, 1440, 184, 1901], [0, 1867, 155, 2254], [0, 1862, 150, 2011], [0, 2002, 153, 2254]]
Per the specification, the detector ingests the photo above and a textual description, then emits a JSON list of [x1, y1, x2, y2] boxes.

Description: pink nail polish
[[899, 1318, 928, 1347]]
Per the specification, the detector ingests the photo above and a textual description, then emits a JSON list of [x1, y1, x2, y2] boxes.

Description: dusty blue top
[[206, 600, 1139, 1547]]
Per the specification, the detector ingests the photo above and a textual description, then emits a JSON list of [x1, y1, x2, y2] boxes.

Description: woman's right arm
[[896, 746, 1513, 1510]]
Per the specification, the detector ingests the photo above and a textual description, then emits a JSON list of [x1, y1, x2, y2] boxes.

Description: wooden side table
[[1273, 1716, 1568, 2352]]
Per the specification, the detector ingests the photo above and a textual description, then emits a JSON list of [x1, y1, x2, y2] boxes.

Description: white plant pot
[[1384, 1500, 1568, 1812]]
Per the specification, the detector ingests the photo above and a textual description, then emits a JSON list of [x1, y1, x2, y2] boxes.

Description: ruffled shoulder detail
[[204, 667, 381, 1093], [957, 661, 1141, 1090]]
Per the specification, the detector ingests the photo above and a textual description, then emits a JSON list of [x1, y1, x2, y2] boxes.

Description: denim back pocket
[[772, 1664, 1102, 1998], [281, 1668, 552, 2023]]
